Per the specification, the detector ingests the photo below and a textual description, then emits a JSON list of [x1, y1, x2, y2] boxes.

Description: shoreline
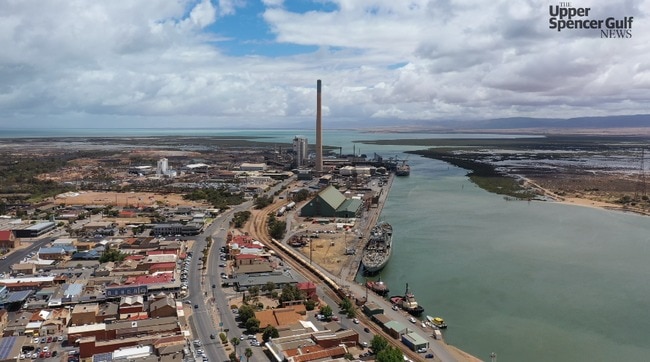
[[523, 178, 650, 217]]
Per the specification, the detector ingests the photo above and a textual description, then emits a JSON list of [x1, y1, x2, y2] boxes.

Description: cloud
[[1, 0, 649, 129]]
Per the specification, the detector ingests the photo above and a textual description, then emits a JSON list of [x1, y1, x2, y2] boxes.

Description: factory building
[[300, 185, 363, 218], [293, 135, 308, 167]]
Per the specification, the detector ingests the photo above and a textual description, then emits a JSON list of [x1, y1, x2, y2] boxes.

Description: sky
[[0, 0, 649, 129]]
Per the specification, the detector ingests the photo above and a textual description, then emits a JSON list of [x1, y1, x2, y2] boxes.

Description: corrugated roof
[[26, 222, 56, 231], [336, 198, 362, 213], [63, 283, 84, 297], [402, 331, 428, 345], [318, 186, 346, 209], [38, 247, 66, 254], [4, 290, 32, 303], [0, 336, 18, 360]]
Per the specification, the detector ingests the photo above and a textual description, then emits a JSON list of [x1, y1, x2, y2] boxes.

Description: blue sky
[[0, 0, 649, 129]]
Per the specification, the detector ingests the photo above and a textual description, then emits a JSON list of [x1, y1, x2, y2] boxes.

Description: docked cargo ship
[[361, 221, 393, 274], [390, 283, 425, 316], [395, 160, 410, 176]]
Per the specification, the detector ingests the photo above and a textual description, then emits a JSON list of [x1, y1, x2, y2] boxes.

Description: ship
[[361, 221, 393, 274], [365, 277, 390, 296], [395, 160, 410, 176], [426, 315, 448, 329], [390, 283, 425, 316]]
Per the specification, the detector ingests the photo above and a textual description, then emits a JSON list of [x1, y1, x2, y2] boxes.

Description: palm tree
[[244, 347, 253, 362], [231, 337, 240, 356]]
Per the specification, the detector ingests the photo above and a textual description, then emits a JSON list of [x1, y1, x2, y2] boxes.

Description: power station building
[[300, 185, 363, 218], [292, 135, 308, 167]]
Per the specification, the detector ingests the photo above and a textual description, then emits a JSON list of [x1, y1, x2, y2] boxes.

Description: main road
[[187, 178, 293, 362]]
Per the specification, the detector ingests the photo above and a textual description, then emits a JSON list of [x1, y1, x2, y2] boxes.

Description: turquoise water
[[4, 128, 649, 361], [377, 154, 650, 362]]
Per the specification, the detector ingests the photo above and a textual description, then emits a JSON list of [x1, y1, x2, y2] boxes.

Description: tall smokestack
[[315, 79, 323, 173]]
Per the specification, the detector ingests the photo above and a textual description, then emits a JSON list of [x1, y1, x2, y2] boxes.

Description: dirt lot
[[53, 191, 209, 208]]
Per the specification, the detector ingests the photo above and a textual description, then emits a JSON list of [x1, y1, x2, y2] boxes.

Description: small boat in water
[[366, 277, 390, 296], [390, 283, 424, 316], [426, 315, 447, 329]]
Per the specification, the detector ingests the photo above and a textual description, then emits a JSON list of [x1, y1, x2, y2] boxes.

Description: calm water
[[4, 128, 649, 361], [377, 154, 650, 362]]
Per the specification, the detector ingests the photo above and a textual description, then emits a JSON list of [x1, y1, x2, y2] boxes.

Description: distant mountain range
[[420, 114, 650, 130]]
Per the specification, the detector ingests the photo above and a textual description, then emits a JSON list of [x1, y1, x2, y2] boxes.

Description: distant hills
[[421, 114, 650, 130]]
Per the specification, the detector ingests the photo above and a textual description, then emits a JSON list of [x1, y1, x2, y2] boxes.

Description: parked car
[[425, 353, 434, 359], [210, 334, 216, 340]]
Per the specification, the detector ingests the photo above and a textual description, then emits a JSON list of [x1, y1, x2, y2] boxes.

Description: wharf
[[341, 172, 395, 282], [294, 174, 480, 362]]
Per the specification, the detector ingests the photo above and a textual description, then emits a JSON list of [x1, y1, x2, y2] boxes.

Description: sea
[[4, 128, 650, 362]]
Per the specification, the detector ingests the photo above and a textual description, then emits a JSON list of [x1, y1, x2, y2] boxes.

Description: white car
[[353, 318, 360, 324]]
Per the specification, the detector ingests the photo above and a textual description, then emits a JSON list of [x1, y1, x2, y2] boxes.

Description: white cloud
[[1, 0, 649, 129]]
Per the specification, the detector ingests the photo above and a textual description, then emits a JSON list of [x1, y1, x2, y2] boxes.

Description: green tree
[[230, 337, 240, 356], [254, 195, 273, 209], [245, 317, 260, 333], [263, 281, 276, 295], [376, 346, 403, 362], [292, 189, 310, 202], [262, 325, 279, 342], [99, 249, 126, 263], [244, 348, 253, 362], [238, 304, 256, 322], [228, 351, 237, 362], [249, 285, 260, 298], [347, 309, 357, 318], [320, 305, 333, 319], [304, 299, 316, 311], [371, 335, 389, 355], [279, 284, 304, 304]]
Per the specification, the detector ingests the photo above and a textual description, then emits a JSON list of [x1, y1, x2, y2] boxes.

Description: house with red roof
[[0, 230, 18, 250]]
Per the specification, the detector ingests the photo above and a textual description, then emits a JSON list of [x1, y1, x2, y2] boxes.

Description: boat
[[361, 221, 393, 273], [427, 315, 448, 329], [395, 160, 410, 176], [390, 283, 425, 316], [366, 278, 390, 296]]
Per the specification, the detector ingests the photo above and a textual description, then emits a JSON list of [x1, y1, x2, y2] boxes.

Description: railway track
[[245, 199, 426, 361]]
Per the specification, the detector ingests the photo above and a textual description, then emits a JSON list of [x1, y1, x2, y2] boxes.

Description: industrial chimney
[[315, 79, 323, 173]]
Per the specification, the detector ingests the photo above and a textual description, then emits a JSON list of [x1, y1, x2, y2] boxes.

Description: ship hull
[[361, 221, 393, 274]]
